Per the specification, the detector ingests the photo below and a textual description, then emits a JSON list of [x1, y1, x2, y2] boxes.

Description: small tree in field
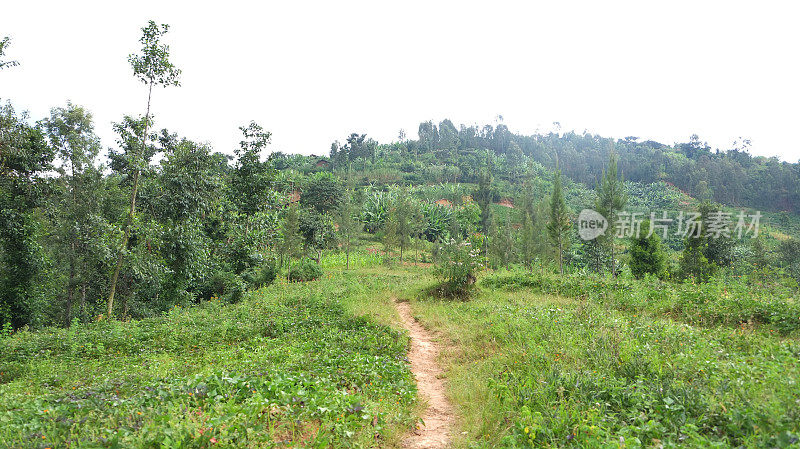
[[336, 191, 361, 269], [108, 21, 181, 317], [629, 221, 668, 279], [547, 169, 571, 276]]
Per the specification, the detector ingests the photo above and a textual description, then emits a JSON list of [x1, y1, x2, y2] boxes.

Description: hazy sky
[[2, 1, 799, 161]]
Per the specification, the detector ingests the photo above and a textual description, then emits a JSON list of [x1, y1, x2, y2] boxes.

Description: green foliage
[[361, 189, 394, 233], [203, 271, 246, 303], [433, 238, 484, 297], [242, 263, 277, 290], [302, 172, 344, 213], [288, 259, 323, 282], [0, 36, 19, 70], [0, 274, 415, 446], [629, 221, 668, 279], [547, 169, 571, 275], [423, 276, 800, 448]]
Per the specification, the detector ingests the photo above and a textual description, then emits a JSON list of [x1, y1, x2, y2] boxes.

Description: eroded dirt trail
[[395, 299, 454, 449]]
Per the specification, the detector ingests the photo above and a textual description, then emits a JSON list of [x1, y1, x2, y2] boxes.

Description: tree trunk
[[80, 282, 87, 324], [107, 80, 153, 317], [558, 240, 564, 276]]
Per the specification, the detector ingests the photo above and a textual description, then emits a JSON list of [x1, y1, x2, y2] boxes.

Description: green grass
[[408, 270, 800, 448], [3, 253, 799, 449], [0, 267, 417, 448]]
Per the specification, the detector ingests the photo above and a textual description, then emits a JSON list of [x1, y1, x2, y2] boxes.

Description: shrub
[[203, 271, 246, 303], [242, 263, 277, 289], [289, 259, 323, 282], [433, 239, 484, 297]]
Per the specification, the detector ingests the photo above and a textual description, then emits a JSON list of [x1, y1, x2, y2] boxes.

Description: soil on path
[[395, 299, 454, 449]]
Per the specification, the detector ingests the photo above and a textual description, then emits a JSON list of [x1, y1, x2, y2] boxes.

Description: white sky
[[2, 1, 799, 161]]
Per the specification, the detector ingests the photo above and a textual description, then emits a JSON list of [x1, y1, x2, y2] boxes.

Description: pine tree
[[547, 169, 571, 276], [595, 152, 627, 277], [629, 221, 668, 279]]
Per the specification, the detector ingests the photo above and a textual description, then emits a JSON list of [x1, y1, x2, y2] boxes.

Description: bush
[[289, 259, 323, 282], [242, 263, 277, 289], [433, 238, 484, 298], [203, 271, 246, 303]]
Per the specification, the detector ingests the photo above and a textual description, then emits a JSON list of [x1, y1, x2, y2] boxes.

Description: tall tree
[[107, 21, 181, 317], [475, 154, 494, 233], [43, 103, 102, 325], [0, 104, 54, 328], [595, 152, 627, 277], [547, 169, 571, 276]]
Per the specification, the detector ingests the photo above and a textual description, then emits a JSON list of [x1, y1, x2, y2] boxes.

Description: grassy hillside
[[0, 260, 417, 448]]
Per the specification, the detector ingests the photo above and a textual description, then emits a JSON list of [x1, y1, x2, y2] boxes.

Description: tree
[[547, 169, 571, 276], [0, 103, 54, 329], [393, 187, 420, 263], [336, 191, 361, 269], [280, 205, 302, 282], [0, 36, 19, 70], [232, 121, 273, 215], [595, 152, 627, 277], [108, 21, 181, 317], [43, 103, 102, 325], [475, 155, 494, 233], [303, 172, 344, 214], [382, 210, 399, 261], [629, 221, 668, 279]]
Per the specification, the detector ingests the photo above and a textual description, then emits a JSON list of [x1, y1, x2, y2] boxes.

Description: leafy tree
[[43, 103, 103, 325], [303, 172, 344, 214], [629, 221, 668, 279], [0, 103, 54, 328], [595, 152, 627, 277], [0, 36, 19, 70], [108, 21, 181, 317], [547, 169, 571, 276], [232, 121, 274, 215]]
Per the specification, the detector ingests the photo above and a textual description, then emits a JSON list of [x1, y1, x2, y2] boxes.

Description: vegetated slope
[[0, 271, 416, 448], [409, 269, 800, 448]]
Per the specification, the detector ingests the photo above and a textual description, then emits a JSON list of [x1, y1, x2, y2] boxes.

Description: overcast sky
[[2, 1, 799, 161]]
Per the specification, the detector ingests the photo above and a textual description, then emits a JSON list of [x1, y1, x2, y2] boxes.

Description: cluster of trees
[[0, 25, 362, 330], [4, 24, 800, 330]]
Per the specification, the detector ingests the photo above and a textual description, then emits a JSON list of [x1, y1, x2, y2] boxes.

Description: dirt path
[[395, 299, 454, 449]]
